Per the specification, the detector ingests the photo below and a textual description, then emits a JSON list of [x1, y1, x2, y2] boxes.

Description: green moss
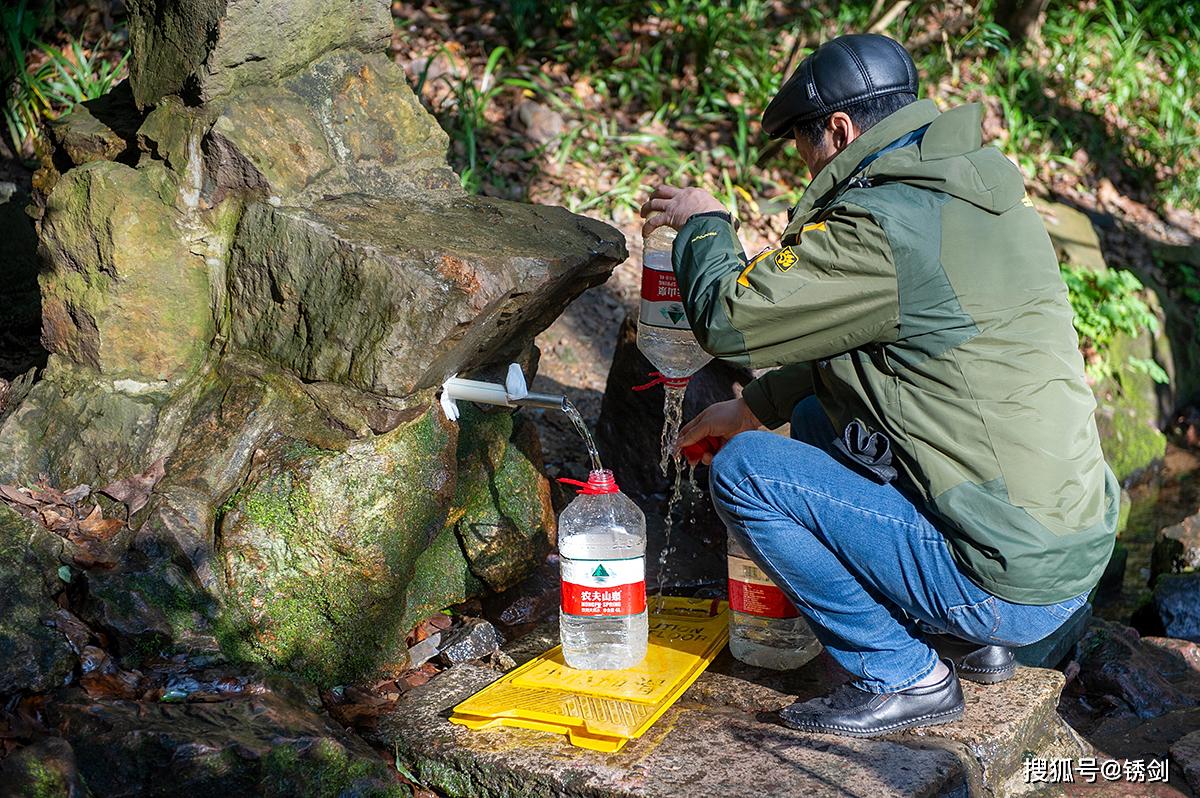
[[261, 738, 408, 798], [218, 410, 456, 686], [1097, 362, 1167, 483]]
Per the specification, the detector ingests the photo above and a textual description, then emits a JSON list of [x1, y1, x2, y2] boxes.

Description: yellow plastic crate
[[450, 596, 729, 752]]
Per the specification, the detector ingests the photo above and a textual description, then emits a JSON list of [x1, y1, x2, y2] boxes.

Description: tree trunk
[[995, 0, 1050, 43]]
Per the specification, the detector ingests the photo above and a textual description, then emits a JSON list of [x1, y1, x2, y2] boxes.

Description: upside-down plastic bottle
[[558, 469, 648, 670], [637, 227, 712, 381]]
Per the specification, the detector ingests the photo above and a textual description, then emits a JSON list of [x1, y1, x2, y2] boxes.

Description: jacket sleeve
[[672, 204, 899, 368], [741, 364, 816, 429]]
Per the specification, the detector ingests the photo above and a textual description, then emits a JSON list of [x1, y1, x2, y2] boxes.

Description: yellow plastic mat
[[450, 596, 728, 752]]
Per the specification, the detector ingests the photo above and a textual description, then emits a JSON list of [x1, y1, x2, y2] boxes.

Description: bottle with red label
[[727, 532, 821, 670], [558, 469, 648, 670], [637, 227, 712, 380]]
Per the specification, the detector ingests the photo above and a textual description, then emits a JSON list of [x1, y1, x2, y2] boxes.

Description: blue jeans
[[710, 396, 1089, 693]]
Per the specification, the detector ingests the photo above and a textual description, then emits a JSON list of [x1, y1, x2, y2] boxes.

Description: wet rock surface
[[0, 508, 76, 695], [1154, 574, 1200, 642], [39, 679, 404, 797], [1153, 510, 1200, 579]]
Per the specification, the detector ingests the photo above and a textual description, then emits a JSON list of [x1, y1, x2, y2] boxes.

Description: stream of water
[[562, 398, 603, 472], [655, 385, 705, 593]]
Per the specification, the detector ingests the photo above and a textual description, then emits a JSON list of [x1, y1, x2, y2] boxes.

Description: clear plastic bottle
[[727, 532, 822, 670], [637, 227, 713, 380], [559, 470, 648, 670]]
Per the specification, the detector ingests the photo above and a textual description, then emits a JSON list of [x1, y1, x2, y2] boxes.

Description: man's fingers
[[638, 197, 670, 218], [641, 213, 668, 238], [701, 452, 714, 466], [676, 416, 710, 450], [652, 185, 681, 199]]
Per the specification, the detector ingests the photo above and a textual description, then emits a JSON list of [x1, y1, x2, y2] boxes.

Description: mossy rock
[[0, 737, 91, 798], [218, 407, 457, 686], [0, 357, 210, 487], [1093, 330, 1168, 483], [38, 160, 215, 382], [0, 507, 76, 695], [451, 406, 554, 592]]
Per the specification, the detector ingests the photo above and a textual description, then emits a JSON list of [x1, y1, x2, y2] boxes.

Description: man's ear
[[828, 111, 859, 151]]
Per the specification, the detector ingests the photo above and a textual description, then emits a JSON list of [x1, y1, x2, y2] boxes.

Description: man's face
[[794, 111, 860, 179]]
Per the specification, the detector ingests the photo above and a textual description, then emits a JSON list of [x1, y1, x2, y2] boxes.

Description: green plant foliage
[[407, 0, 1198, 219], [2, 0, 129, 155], [1060, 264, 1168, 383]]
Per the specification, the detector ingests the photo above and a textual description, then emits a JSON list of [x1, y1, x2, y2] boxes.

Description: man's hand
[[639, 185, 726, 238], [676, 397, 763, 465]]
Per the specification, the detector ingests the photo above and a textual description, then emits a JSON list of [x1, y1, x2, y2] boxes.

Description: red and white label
[[561, 556, 646, 616], [727, 555, 800, 619], [640, 257, 690, 330]]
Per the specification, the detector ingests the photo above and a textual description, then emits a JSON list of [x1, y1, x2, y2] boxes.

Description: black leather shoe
[[926, 634, 1016, 685], [776, 661, 964, 738]]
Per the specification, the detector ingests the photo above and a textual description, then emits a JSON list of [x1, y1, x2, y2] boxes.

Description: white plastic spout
[[440, 363, 566, 422]]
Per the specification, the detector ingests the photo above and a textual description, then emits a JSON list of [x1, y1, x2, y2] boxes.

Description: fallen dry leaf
[[76, 504, 124, 540], [81, 669, 144, 701], [0, 484, 39, 508], [62, 484, 91, 505], [39, 506, 73, 532], [98, 457, 166, 516]]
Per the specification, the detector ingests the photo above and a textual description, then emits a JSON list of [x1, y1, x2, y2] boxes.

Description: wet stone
[[438, 619, 502, 666], [406, 633, 442, 669], [1075, 619, 1199, 718], [1153, 511, 1200, 579], [1170, 728, 1200, 793], [1153, 574, 1200, 643], [0, 736, 89, 798]]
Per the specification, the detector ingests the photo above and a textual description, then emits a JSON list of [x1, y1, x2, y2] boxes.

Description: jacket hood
[[792, 100, 1026, 221]]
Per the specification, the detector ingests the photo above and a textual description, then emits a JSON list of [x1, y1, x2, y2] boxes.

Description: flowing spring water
[[562, 398, 603, 472], [656, 385, 695, 592]]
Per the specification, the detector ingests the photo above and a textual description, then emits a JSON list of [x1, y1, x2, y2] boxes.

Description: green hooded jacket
[[673, 99, 1119, 604]]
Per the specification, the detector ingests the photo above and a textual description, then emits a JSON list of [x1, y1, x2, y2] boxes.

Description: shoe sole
[[777, 704, 965, 739], [957, 666, 1016, 685]]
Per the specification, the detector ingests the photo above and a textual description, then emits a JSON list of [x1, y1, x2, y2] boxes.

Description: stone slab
[[384, 628, 1085, 798], [383, 663, 969, 798]]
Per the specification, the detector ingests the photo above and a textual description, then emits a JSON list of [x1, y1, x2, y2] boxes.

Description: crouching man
[[640, 33, 1118, 737]]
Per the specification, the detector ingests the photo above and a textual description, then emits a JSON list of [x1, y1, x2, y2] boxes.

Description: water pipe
[[440, 363, 568, 421]]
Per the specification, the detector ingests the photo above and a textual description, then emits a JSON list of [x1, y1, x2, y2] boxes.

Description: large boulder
[[2, 0, 625, 701], [229, 194, 621, 399], [38, 160, 215, 382], [125, 0, 391, 108], [208, 48, 458, 205], [217, 407, 457, 685]]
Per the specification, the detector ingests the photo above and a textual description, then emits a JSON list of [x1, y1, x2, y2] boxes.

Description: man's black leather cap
[[762, 33, 918, 139]]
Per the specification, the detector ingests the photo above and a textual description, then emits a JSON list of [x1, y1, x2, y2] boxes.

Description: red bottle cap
[[681, 436, 723, 464], [558, 469, 620, 495]]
